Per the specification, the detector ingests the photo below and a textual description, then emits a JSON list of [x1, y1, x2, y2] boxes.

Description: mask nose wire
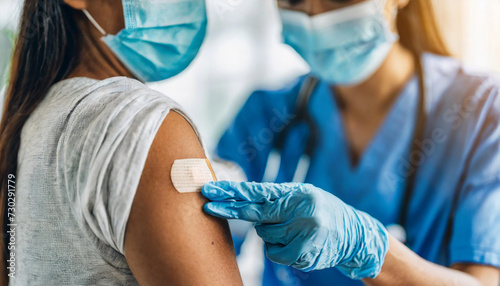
[[82, 9, 108, 36]]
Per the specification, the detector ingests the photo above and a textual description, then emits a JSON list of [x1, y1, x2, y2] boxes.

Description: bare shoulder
[[124, 110, 243, 286]]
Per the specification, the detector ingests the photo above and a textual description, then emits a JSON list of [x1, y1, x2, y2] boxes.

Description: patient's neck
[[66, 20, 135, 81]]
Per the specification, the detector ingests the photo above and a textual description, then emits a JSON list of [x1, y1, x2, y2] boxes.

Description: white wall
[[433, 0, 500, 73]]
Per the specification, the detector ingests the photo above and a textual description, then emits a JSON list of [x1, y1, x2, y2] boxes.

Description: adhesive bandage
[[171, 158, 217, 193]]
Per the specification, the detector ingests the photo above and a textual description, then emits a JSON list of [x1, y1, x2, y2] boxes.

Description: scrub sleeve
[[450, 81, 500, 267]]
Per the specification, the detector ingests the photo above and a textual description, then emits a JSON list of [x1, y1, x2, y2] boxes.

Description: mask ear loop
[[389, 2, 400, 36], [374, 0, 400, 37], [373, 0, 398, 20], [82, 9, 108, 36]]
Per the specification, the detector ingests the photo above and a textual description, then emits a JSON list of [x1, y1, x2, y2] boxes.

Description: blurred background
[[1, 0, 500, 151], [1, 1, 499, 285]]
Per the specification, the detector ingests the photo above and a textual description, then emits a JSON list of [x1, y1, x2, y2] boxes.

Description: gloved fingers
[[202, 181, 257, 202], [290, 240, 324, 271], [202, 181, 300, 203], [255, 223, 294, 245], [264, 236, 316, 270], [204, 199, 290, 223], [203, 201, 267, 222], [265, 236, 321, 272], [264, 243, 291, 266]]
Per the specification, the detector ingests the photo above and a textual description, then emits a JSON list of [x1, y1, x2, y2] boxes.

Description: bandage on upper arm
[[171, 158, 217, 193]]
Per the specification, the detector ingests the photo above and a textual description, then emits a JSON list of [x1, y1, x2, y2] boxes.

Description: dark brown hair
[[0, 0, 81, 284]]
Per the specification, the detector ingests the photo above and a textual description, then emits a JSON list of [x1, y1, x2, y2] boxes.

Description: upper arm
[[124, 111, 243, 286]]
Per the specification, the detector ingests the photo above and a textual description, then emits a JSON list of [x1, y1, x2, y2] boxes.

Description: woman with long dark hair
[[0, 0, 243, 284]]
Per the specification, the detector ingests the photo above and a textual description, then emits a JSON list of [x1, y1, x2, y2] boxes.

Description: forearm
[[202, 182, 499, 285], [363, 235, 482, 286]]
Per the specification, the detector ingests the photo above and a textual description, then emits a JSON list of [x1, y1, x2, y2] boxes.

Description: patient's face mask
[[280, 0, 398, 86], [83, 0, 207, 82]]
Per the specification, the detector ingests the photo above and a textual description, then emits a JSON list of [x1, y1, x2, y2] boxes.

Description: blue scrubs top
[[216, 53, 500, 286]]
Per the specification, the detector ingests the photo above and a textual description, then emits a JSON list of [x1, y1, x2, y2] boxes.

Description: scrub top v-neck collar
[[309, 75, 420, 184]]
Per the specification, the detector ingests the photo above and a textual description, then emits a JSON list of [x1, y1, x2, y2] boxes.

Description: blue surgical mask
[[83, 0, 207, 82], [279, 0, 398, 86]]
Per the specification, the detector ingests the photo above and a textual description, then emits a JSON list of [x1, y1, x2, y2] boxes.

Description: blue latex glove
[[202, 181, 389, 280]]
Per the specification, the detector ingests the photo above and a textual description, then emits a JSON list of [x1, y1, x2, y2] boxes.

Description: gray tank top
[[12, 76, 206, 285]]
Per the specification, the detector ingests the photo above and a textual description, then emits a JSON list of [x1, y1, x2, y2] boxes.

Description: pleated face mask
[[83, 0, 207, 82], [280, 0, 398, 86]]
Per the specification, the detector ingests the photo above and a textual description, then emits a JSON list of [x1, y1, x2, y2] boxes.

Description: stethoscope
[[262, 55, 461, 255]]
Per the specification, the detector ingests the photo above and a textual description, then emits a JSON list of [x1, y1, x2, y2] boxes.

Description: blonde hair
[[397, 0, 451, 57]]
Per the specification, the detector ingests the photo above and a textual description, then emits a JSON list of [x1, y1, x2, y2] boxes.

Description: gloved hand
[[201, 181, 389, 280]]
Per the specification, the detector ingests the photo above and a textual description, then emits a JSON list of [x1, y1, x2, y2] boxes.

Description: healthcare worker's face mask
[[82, 0, 207, 83], [280, 0, 399, 86]]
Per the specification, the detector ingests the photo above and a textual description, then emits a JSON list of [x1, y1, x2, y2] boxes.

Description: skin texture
[[279, 0, 500, 285], [66, 0, 136, 80], [364, 235, 500, 286], [124, 112, 242, 285], [63, 0, 243, 285]]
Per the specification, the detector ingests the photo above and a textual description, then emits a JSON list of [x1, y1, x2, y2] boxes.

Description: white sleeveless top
[[13, 76, 206, 285]]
